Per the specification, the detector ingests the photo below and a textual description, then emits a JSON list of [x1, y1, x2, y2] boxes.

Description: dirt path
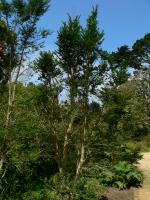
[[106, 152, 150, 200], [133, 152, 150, 200]]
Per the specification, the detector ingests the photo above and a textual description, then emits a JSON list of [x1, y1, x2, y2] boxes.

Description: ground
[[106, 153, 150, 200]]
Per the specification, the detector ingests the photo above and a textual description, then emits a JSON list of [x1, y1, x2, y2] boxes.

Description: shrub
[[47, 174, 106, 200], [100, 161, 143, 190], [112, 161, 143, 189]]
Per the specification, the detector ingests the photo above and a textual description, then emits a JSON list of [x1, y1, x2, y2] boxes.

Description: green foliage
[[48, 174, 106, 200], [116, 145, 142, 164], [0, 0, 50, 85], [0, 20, 16, 88], [112, 161, 143, 189], [101, 161, 143, 190], [0, 3, 148, 199], [132, 33, 150, 69], [108, 46, 131, 86], [34, 51, 61, 86]]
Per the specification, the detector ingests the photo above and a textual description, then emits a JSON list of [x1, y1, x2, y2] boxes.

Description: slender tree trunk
[[61, 67, 76, 172], [70, 67, 76, 106], [5, 50, 13, 127], [76, 115, 86, 178], [0, 156, 4, 171], [5, 49, 24, 127], [0, 156, 7, 180], [76, 96, 88, 179], [61, 117, 74, 172], [55, 140, 63, 173], [5, 82, 16, 127]]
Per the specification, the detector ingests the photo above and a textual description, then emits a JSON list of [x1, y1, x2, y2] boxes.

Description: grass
[[126, 135, 150, 153]]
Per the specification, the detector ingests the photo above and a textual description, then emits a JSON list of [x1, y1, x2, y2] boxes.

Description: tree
[[57, 15, 82, 106], [34, 6, 107, 178], [75, 6, 106, 178], [107, 33, 150, 88], [0, 0, 50, 126], [34, 51, 64, 172], [108, 46, 131, 87], [56, 6, 107, 177], [132, 33, 150, 69], [117, 69, 150, 139], [0, 19, 15, 88]]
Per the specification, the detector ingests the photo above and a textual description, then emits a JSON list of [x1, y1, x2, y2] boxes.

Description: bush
[[100, 161, 143, 190], [117, 144, 142, 164], [73, 177, 106, 200], [47, 174, 106, 200]]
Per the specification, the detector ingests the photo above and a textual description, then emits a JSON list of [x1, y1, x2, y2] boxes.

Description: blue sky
[[39, 0, 150, 52]]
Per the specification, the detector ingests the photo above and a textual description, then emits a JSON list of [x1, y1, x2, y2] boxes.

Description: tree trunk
[[5, 82, 16, 127], [76, 115, 86, 179], [5, 49, 24, 127], [61, 117, 74, 172], [76, 89, 88, 179], [70, 67, 76, 106], [0, 157, 4, 171]]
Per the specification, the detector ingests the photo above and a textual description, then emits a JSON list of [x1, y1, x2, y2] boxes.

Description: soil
[[106, 153, 150, 200], [106, 187, 134, 200]]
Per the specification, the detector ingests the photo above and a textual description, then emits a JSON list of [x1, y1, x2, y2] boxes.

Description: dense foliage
[[0, 1, 149, 199]]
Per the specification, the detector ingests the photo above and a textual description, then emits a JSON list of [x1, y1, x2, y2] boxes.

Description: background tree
[[132, 33, 150, 69], [108, 46, 132, 87]]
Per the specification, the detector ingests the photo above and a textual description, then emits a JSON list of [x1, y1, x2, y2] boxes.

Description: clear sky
[[39, 0, 150, 52]]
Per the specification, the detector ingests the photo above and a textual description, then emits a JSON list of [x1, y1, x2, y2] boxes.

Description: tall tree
[[57, 15, 82, 106], [0, 0, 50, 126], [56, 15, 82, 172], [34, 51, 65, 172], [107, 33, 150, 88], [75, 6, 105, 178]]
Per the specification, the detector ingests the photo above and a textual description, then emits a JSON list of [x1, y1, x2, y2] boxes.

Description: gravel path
[[134, 152, 150, 200]]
